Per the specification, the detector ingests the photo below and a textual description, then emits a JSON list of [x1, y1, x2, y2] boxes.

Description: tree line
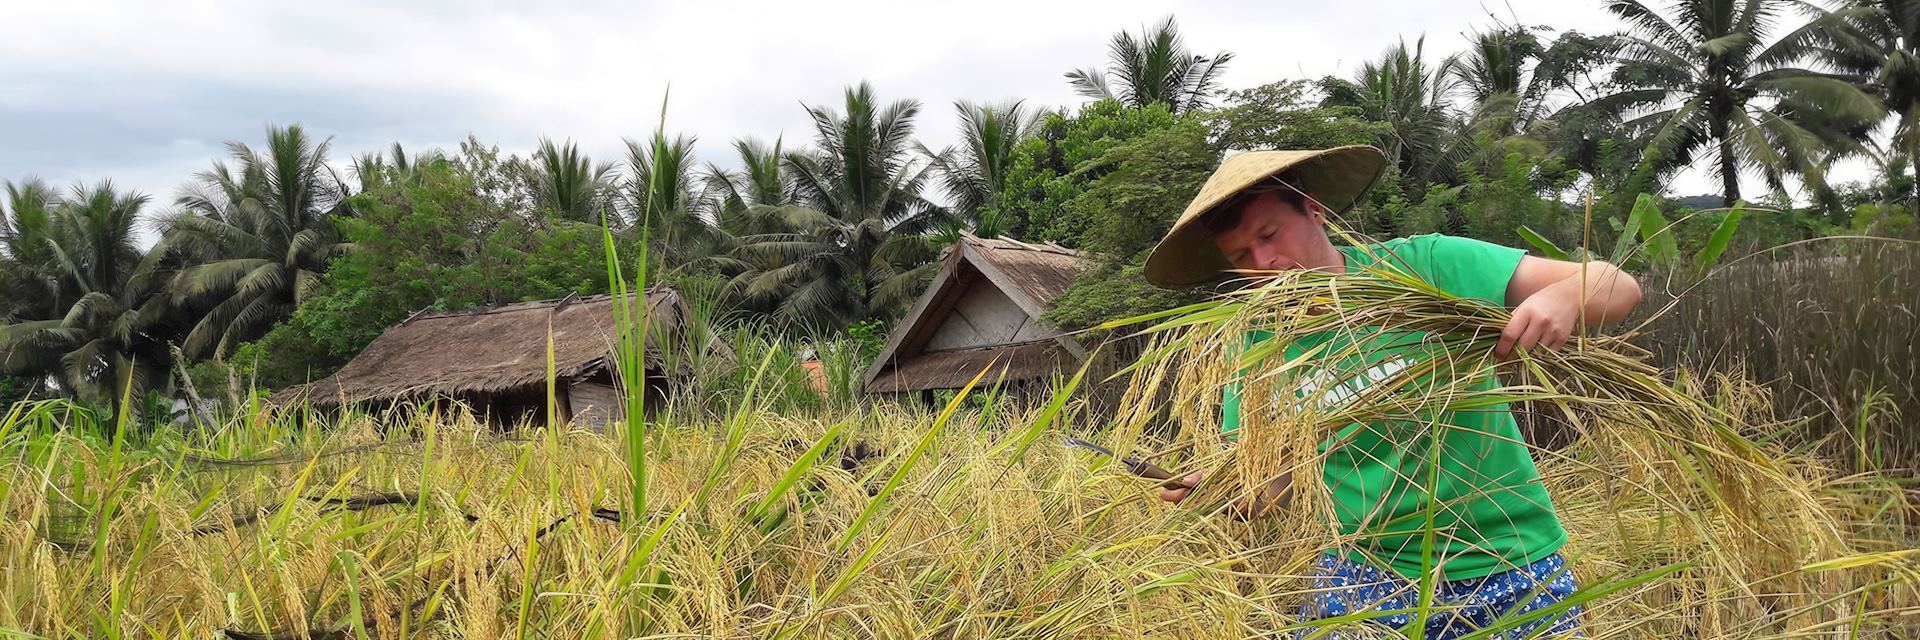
[[6, 1, 1920, 416]]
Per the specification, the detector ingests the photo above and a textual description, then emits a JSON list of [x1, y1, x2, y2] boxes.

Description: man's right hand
[[1159, 469, 1206, 503], [1159, 467, 1295, 521]]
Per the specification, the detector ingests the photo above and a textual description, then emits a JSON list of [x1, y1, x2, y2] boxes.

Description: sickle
[[1060, 436, 1194, 490]]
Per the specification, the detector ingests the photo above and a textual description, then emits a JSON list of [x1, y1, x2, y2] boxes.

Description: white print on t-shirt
[[1296, 357, 1413, 411]]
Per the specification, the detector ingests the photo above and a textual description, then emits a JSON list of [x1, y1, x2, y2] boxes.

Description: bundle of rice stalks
[[1099, 247, 1920, 636]]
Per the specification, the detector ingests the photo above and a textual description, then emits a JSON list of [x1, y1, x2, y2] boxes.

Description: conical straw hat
[[1144, 145, 1388, 287]]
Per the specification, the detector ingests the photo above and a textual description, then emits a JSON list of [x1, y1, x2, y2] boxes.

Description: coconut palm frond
[[218, 295, 293, 358], [1068, 16, 1232, 114], [1066, 67, 1118, 101], [533, 138, 616, 223], [181, 289, 259, 359], [1596, 0, 1880, 206], [869, 259, 939, 314], [170, 259, 276, 304]]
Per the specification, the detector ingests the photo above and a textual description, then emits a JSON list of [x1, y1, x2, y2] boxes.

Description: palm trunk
[[1906, 113, 1920, 221], [1709, 99, 1740, 208], [1718, 136, 1741, 209]]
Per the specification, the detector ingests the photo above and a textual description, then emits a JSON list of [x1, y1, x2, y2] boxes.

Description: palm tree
[[48, 182, 147, 302], [0, 182, 175, 408], [1506, 31, 1656, 193], [351, 142, 445, 193], [1067, 16, 1235, 114], [1321, 37, 1463, 188], [1828, 0, 1920, 212], [532, 138, 616, 223], [1591, 0, 1884, 206], [701, 138, 804, 321], [921, 100, 1039, 237], [704, 137, 794, 238], [1442, 28, 1636, 187], [726, 82, 947, 332], [158, 124, 349, 358], [1445, 27, 1553, 139], [624, 131, 718, 267], [1, 179, 63, 322]]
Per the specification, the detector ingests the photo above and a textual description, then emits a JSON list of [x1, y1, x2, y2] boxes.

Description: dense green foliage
[[989, 99, 1179, 243], [1071, 119, 1218, 262], [1204, 80, 1385, 152], [312, 159, 611, 354], [1038, 119, 1218, 326]]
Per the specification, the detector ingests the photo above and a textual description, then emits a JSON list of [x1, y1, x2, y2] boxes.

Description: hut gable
[[922, 282, 1055, 351], [863, 233, 1094, 394], [273, 288, 726, 425]]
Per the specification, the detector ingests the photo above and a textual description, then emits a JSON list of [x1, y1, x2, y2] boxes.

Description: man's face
[[1210, 191, 1338, 273]]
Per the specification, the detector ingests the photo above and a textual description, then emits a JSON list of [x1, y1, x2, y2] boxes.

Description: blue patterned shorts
[[1296, 552, 1582, 639]]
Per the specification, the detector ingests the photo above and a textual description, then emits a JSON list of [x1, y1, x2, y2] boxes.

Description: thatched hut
[[863, 233, 1094, 398], [270, 288, 729, 430]]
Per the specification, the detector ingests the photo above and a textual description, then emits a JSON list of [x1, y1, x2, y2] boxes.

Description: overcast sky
[[0, 0, 1847, 232]]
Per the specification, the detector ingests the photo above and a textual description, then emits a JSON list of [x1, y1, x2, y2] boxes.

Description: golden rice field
[[0, 391, 1915, 639], [3, 265, 1918, 639]]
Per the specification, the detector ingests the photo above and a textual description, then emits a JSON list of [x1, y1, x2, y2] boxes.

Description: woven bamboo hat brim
[[1144, 145, 1388, 287]]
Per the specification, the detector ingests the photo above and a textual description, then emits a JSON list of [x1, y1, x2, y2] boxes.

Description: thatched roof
[[863, 233, 1094, 394], [272, 288, 727, 408], [961, 235, 1085, 308]]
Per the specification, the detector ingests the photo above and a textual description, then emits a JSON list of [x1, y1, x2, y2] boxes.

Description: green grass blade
[[1693, 205, 1746, 272], [1635, 194, 1679, 267], [749, 421, 845, 527], [339, 552, 373, 640], [1612, 193, 1655, 265], [1515, 225, 1569, 260]]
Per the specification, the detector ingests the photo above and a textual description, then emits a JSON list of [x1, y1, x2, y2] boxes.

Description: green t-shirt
[[1221, 233, 1567, 581]]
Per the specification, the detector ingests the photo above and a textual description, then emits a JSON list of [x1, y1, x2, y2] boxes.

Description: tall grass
[[678, 327, 862, 418], [1634, 240, 1920, 471]]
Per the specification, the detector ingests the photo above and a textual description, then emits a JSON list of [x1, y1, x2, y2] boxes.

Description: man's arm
[[1495, 256, 1643, 358]]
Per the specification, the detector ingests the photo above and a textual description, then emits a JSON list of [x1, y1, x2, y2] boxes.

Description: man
[[1146, 147, 1643, 638]]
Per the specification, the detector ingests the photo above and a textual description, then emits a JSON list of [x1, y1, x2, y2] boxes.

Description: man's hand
[[1158, 468, 1294, 520], [1159, 469, 1206, 503], [1496, 287, 1580, 359]]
